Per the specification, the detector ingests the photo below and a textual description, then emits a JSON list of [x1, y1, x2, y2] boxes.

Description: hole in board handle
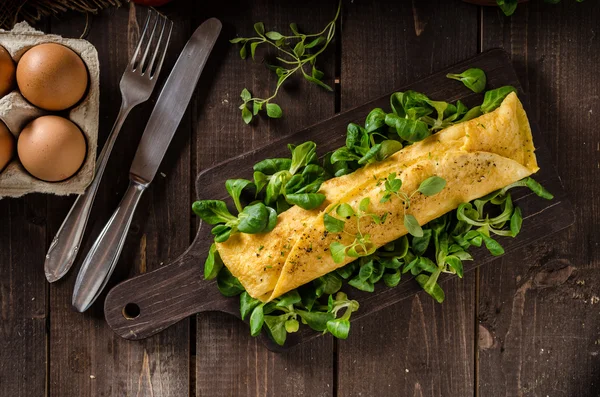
[[122, 303, 141, 320]]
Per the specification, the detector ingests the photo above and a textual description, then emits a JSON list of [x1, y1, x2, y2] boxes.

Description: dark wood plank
[[189, 1, 337, 395], [0, 195, 47, 397], [479, 2, 600, 396], [47, 4, 190, 396], [337, 1, 479, 395]]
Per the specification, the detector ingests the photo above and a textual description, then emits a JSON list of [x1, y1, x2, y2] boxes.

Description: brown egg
[[0, 45, 16, 98], [17, 43, 88, 111], [0, 120, 15, 172], [18, 115, 86, 182]]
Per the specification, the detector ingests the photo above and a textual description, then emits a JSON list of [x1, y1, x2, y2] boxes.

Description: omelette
[[216, 92, 539, 301]]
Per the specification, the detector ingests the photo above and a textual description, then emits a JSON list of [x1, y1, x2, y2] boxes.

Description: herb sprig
[[324, 198, 385, 264], [379, 173, 446, 237], [231, 1, 341, 124]]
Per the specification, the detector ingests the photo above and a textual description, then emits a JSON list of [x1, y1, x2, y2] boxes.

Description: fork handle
[[72, 177, 147, 312], [44, 103, 132, 283]]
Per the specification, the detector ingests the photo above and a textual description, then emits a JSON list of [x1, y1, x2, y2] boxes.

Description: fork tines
[[130, 10, 173, 79]]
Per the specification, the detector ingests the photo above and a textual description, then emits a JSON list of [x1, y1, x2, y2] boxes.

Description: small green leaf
[[418, 176, 446, 196], [312, 66, 324, 80], [237, 202, 269, 233], [192, 200, 236, 225], [359, 197, 370, 213], [496, 0, 519, 16], [289, 23, 300, 35], [240, 88, 251, 102], [510, 206, 523, 237], [525, 178, 554, 199], [252, 100, 262, 115], [265, 31, 284, 40], [264, 315, 287, 345], [445, 255, 464, 278], [385, 113, 431, 143], [412, 229, 432, 256], [286, 193, 325, 210], [446, 68, 487, 93], [204, 243, 223, 280], [330, 241, 347, 264], [303, 74, 333, 91], [264, 206, 278, 232], [377, 140, 403, 160], [364, 108, 386, 132], [289, 141, 316, 174], [242, 106, 252, 124], [275, 290, 302, 307], [383, 269, 401, 287], [481, 86, 517, 113], [239, 44, 247, 59], [250, 42, 259, 60], [285, 319, 300, 333], [357, 143, 382, 165], [240, 291, 261, 320], [415, 274, 445, 303], [249, 304, 265, 336], [305, 36, 325, 48], [481, 233, 505, 256], [225, 179, 255, 213], [230, 37, 246, 44], [217, 267, 245, 297], [348, 276, 374, 292], [324, 213, 346, 233], [212, 225, 232, 243], [296, 310, 334, 332], [336, 203, 355, 218], [293, 41, 305, 57], [314, 273, 343, 296], [266, 103, 283, 118], [327, 319, 350, 339], [404, 214, 423, 237], [254, 22, 265, 36]]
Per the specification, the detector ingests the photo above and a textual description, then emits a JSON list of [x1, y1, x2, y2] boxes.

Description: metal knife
[[72, 18, 222, 313]]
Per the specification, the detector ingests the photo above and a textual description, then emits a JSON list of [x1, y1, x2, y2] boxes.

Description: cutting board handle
[[104, 233, 238, 340]]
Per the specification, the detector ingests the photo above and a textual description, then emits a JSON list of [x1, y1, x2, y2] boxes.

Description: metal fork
[[44, 10, 173, 283]]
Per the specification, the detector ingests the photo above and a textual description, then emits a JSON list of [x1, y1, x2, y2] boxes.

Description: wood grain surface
[[0, 1, 598, 396]]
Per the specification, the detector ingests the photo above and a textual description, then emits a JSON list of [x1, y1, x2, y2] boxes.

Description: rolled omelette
[[217, 92, 539, 301]]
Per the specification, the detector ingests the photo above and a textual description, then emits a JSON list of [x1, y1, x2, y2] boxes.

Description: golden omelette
[[216, 92, 539, 301]]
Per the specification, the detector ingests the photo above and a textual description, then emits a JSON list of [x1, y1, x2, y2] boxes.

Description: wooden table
[[2, 1, 599, 396]]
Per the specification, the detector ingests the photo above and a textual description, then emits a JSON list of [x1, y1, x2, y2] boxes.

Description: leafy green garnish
[[232, 1, 341, 124], [379, 173, 446, 237], [481, 86, 517, 113], [204, 243, 223, 280], [324, 199, 384, 264], [446, 68, 487, 93]]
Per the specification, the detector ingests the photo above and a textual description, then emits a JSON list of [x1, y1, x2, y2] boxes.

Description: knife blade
[[72, 18, 222, 312], [131, 17, 221, 183]]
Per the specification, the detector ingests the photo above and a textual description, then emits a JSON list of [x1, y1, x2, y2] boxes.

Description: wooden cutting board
[[104, 49, 574, 352]]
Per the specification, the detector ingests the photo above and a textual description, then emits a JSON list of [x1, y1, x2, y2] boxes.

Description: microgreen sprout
[[231, 1, 341, 124]]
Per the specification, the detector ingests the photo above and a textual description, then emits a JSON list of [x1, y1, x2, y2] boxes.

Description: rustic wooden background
[[1, 1, 599, 396]]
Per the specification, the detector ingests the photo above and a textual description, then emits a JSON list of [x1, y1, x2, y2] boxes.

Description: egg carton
[[0, 22, 99, 198]]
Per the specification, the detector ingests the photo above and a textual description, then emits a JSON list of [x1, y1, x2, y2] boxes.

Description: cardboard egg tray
[[0, 22, 99, 198]]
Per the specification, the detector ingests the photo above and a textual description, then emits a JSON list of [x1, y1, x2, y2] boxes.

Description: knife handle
[[44, 103, 132, 283], [72, 178, 147, 312]]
